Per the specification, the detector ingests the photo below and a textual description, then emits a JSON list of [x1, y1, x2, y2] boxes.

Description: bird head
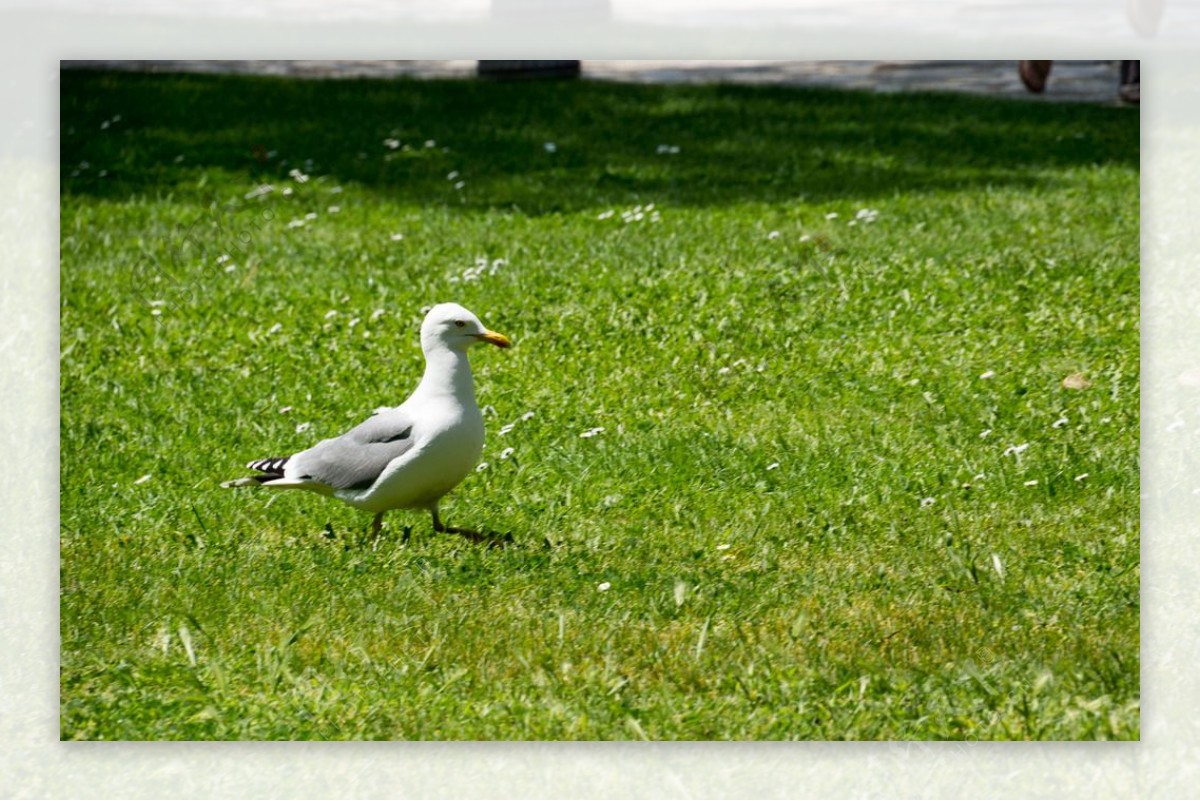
[[420, 303, 511, 353]]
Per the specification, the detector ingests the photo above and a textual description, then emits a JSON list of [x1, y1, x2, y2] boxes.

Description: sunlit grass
[[60, 68, 1139, 740]]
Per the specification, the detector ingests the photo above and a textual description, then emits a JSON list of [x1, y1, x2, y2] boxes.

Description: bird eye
[[454, 320, 466, 328]]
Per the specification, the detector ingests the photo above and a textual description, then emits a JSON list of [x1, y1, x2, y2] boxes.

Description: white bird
[[223, 303, 511, 542]]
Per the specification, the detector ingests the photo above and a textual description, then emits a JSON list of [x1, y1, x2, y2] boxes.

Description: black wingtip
[[247, 456, 291, 474]]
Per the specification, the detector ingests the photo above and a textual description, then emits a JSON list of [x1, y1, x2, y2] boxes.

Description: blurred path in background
[[23, 0, 1195, 41], [62, 60, 1125, 104]]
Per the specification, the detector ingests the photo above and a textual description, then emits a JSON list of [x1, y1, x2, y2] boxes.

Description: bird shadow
[[322, 520, 516, 550]]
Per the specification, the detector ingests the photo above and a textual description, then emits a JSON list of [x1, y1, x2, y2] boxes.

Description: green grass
[[59, 68, 1139, 740]]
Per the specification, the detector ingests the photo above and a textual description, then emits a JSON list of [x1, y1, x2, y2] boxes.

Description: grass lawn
[[59, 68, 1139, 740]]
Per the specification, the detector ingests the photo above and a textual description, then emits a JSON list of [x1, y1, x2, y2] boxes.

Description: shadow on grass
[[60, 67, 1138, 213]]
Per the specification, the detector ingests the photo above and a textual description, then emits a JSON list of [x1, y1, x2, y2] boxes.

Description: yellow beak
[[477, 330, 512, 349]]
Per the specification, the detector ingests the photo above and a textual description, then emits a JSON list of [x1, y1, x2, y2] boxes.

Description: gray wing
[[287, 409, 417, 491]]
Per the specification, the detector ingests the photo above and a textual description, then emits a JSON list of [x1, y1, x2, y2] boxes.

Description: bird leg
[[370, 512, 385, 541]]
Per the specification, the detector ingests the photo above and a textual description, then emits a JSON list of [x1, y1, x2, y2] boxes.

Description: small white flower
[[328, 186, 343, 194], [500, 447, 515, 460], [447, 171, 459, 180], [296, 422, 311, 434], [216, 254, 231, 264], [149, 299, 166, 306], [287, 218, 305, 228], [979, 429, 992, 439], [498, 423, 516, 435], [349, 317, 360, 328], [390, 233, 404, 241], [279, 406, 293, 414], [304, 212, 317, 221], [799, 234, 812, 242], [597, 210, 614, 220], [288, 168, 309, 183], [767, 230, 780, 240], [979, 370, 995, 379], [134, 474, 152, 485], [824, 212, 839, 220], [1074, 473, 1089, 481], [920, 497, 935, 508], [1003, 443, 1029, 457], [597, 582, 611, 592], [328, 205, 340, 213], [281, 187, 293, 196], [454, 181, 466, 190], [150, 309, 162, 316], [766, 462, 780, 471], [580, 427, 606, 438], [370, 309, 385, 321], [1024, 479, 1039, 486], [383, 138, 400, 149], [991, 553, 1005, 579], [476, 462, 489, 472], [101, 120, 110, 129], [324, 310, 338, 319], [267, 322, 283, 335], [425, 140, 436, 148], [544, 142, 557, 153], [716, 543, 731, 551], [245, 184, 274, 199], [521, 411, 535, 421], [1052, 416, 1069, 429]]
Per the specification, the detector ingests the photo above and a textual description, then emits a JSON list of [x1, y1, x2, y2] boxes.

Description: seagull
[[222, 303, 511, 542]]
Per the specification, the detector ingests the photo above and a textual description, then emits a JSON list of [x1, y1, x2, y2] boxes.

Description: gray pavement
[[63, 60, 1128, 104]]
